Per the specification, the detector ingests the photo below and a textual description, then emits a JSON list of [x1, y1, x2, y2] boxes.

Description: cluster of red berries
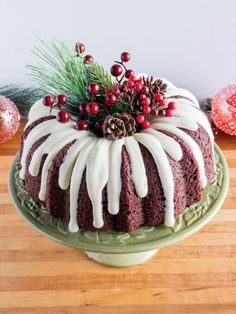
[[108, 52, 176, 128], [75, 42, 93, 64], [43, 46, 176, 134], [43, 94, 90, 130], [44, 94, 70, 121]]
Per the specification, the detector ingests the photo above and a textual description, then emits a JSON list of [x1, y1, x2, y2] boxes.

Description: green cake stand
[[9, 144, 229, 267]]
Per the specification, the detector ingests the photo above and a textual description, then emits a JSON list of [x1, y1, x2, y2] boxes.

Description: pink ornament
[[211, 84, 236, 136], [0, 96, 20, 144]]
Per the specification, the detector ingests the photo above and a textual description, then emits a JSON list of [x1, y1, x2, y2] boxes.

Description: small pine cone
[[102, 112, 136, 141], [143, 76, 167, 95]]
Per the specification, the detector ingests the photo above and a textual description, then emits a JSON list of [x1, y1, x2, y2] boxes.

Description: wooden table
[[0, 121, 236, 314]]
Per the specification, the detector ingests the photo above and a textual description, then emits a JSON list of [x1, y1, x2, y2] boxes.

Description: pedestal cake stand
[[9, 144, 229, 267]]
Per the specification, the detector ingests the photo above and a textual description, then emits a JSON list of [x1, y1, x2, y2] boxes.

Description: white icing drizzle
[[151, 123, 208, 188], [86, 139, 111, 228], [20, 119, 76, 179], [107, 139, 125, 215], [69, 141, 96, 232], [58, 137, 95, 190], [143, 128, 183, 161], [135, 133, 175, 226], [39, 130, 92, 201], [29, 128, 80, 177], [166, 87, 199, 107], [125, 136, 148, 198], [25, 99, 57, 129], [173, 99, 214, 140], [153, 117, 199, 131]]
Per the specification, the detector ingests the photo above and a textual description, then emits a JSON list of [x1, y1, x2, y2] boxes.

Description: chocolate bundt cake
[[19, 77, 215, 233]]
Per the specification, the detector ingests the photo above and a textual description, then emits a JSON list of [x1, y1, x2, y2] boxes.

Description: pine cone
[[102, 112, 136, 141], [142, 76, 167, 95]]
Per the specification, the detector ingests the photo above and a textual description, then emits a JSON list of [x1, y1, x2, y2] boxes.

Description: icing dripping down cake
[[19, 77, 215, 233], [20, 42, 215, 233]]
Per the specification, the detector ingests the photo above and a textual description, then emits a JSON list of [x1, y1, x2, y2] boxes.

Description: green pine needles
[[27, 38, 114, 117]]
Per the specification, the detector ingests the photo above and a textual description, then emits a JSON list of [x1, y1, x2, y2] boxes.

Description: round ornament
[[0, 96, 20, 144], [211, 84, 236, 135]]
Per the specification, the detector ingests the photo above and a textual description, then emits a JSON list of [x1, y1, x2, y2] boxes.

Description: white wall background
[[0, 0, 235, 100]]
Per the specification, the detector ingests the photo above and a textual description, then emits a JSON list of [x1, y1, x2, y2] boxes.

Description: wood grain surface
[[0, 120, 236, 314]]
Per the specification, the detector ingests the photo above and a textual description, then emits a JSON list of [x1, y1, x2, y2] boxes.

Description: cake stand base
[[85, 249, 158, 267]]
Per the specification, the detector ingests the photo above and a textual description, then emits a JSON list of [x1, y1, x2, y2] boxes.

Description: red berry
[[125, 69, 134, 79], [112, 85, 121, 96], [89, 102, 99, 115], [159, 109, 165, 117], [135, 83, 143, 92], [141, 97, 151, 106], [43, 95, 54, 106], [141, 86, 149, 95], [78, 120, 89, 130], [107, 93, 117, 104], [165, 109, 173, 117], [139, 94, 146, 101], [84, 55, 93, 63], [79, 43, 85, 53], [95, 119, 104, 130], [159, 99, 166, 106], [136, 79, 144, 86], [75, 42, 85, 54], [168, 101, 176, 110], [104, 98, 110, 106], [57, 94, 67, 105], [110, 64, 123, 77], [151, 109, 159, 117], [81, 102, 89, 113], [104, 87, 111, 94], [154, 93, 164, 102], [121, 85, 128, 93], [57, 110, 70, 123], [129, 75, 136, 82], [89, 82, 100, 95], [142, 120, 150, 129], [127, 80, 134, 89], [136, 114, 145, 124], [121, 52, 131, 62], [143, 106, 151, 114]]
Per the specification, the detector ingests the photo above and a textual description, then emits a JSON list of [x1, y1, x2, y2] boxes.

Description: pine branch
[[86, 62, 114, 90], [27, 39, 90, 116], [0, 85, 44, 116], [26, 38, 115, 118]]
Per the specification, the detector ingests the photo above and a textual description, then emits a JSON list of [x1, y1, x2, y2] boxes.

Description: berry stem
[[114, 60, 127, 84], [103, 103, 110, 115]]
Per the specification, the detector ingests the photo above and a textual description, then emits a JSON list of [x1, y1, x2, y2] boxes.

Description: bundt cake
[[20, 41, 215, 233], [19, 77, 215, 233]]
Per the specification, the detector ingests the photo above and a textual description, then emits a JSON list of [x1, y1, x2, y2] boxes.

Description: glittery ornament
[[211, 84, 236, 136], [0, 96, 20, 144]]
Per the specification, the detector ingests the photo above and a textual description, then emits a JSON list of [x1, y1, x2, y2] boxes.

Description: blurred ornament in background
[[211, 84, 236, 136], [0, 96, 20, 144]]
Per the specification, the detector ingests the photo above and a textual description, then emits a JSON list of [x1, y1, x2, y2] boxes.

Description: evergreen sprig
[[86, 62, 114, 90], [27, 38, 114, 117]]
